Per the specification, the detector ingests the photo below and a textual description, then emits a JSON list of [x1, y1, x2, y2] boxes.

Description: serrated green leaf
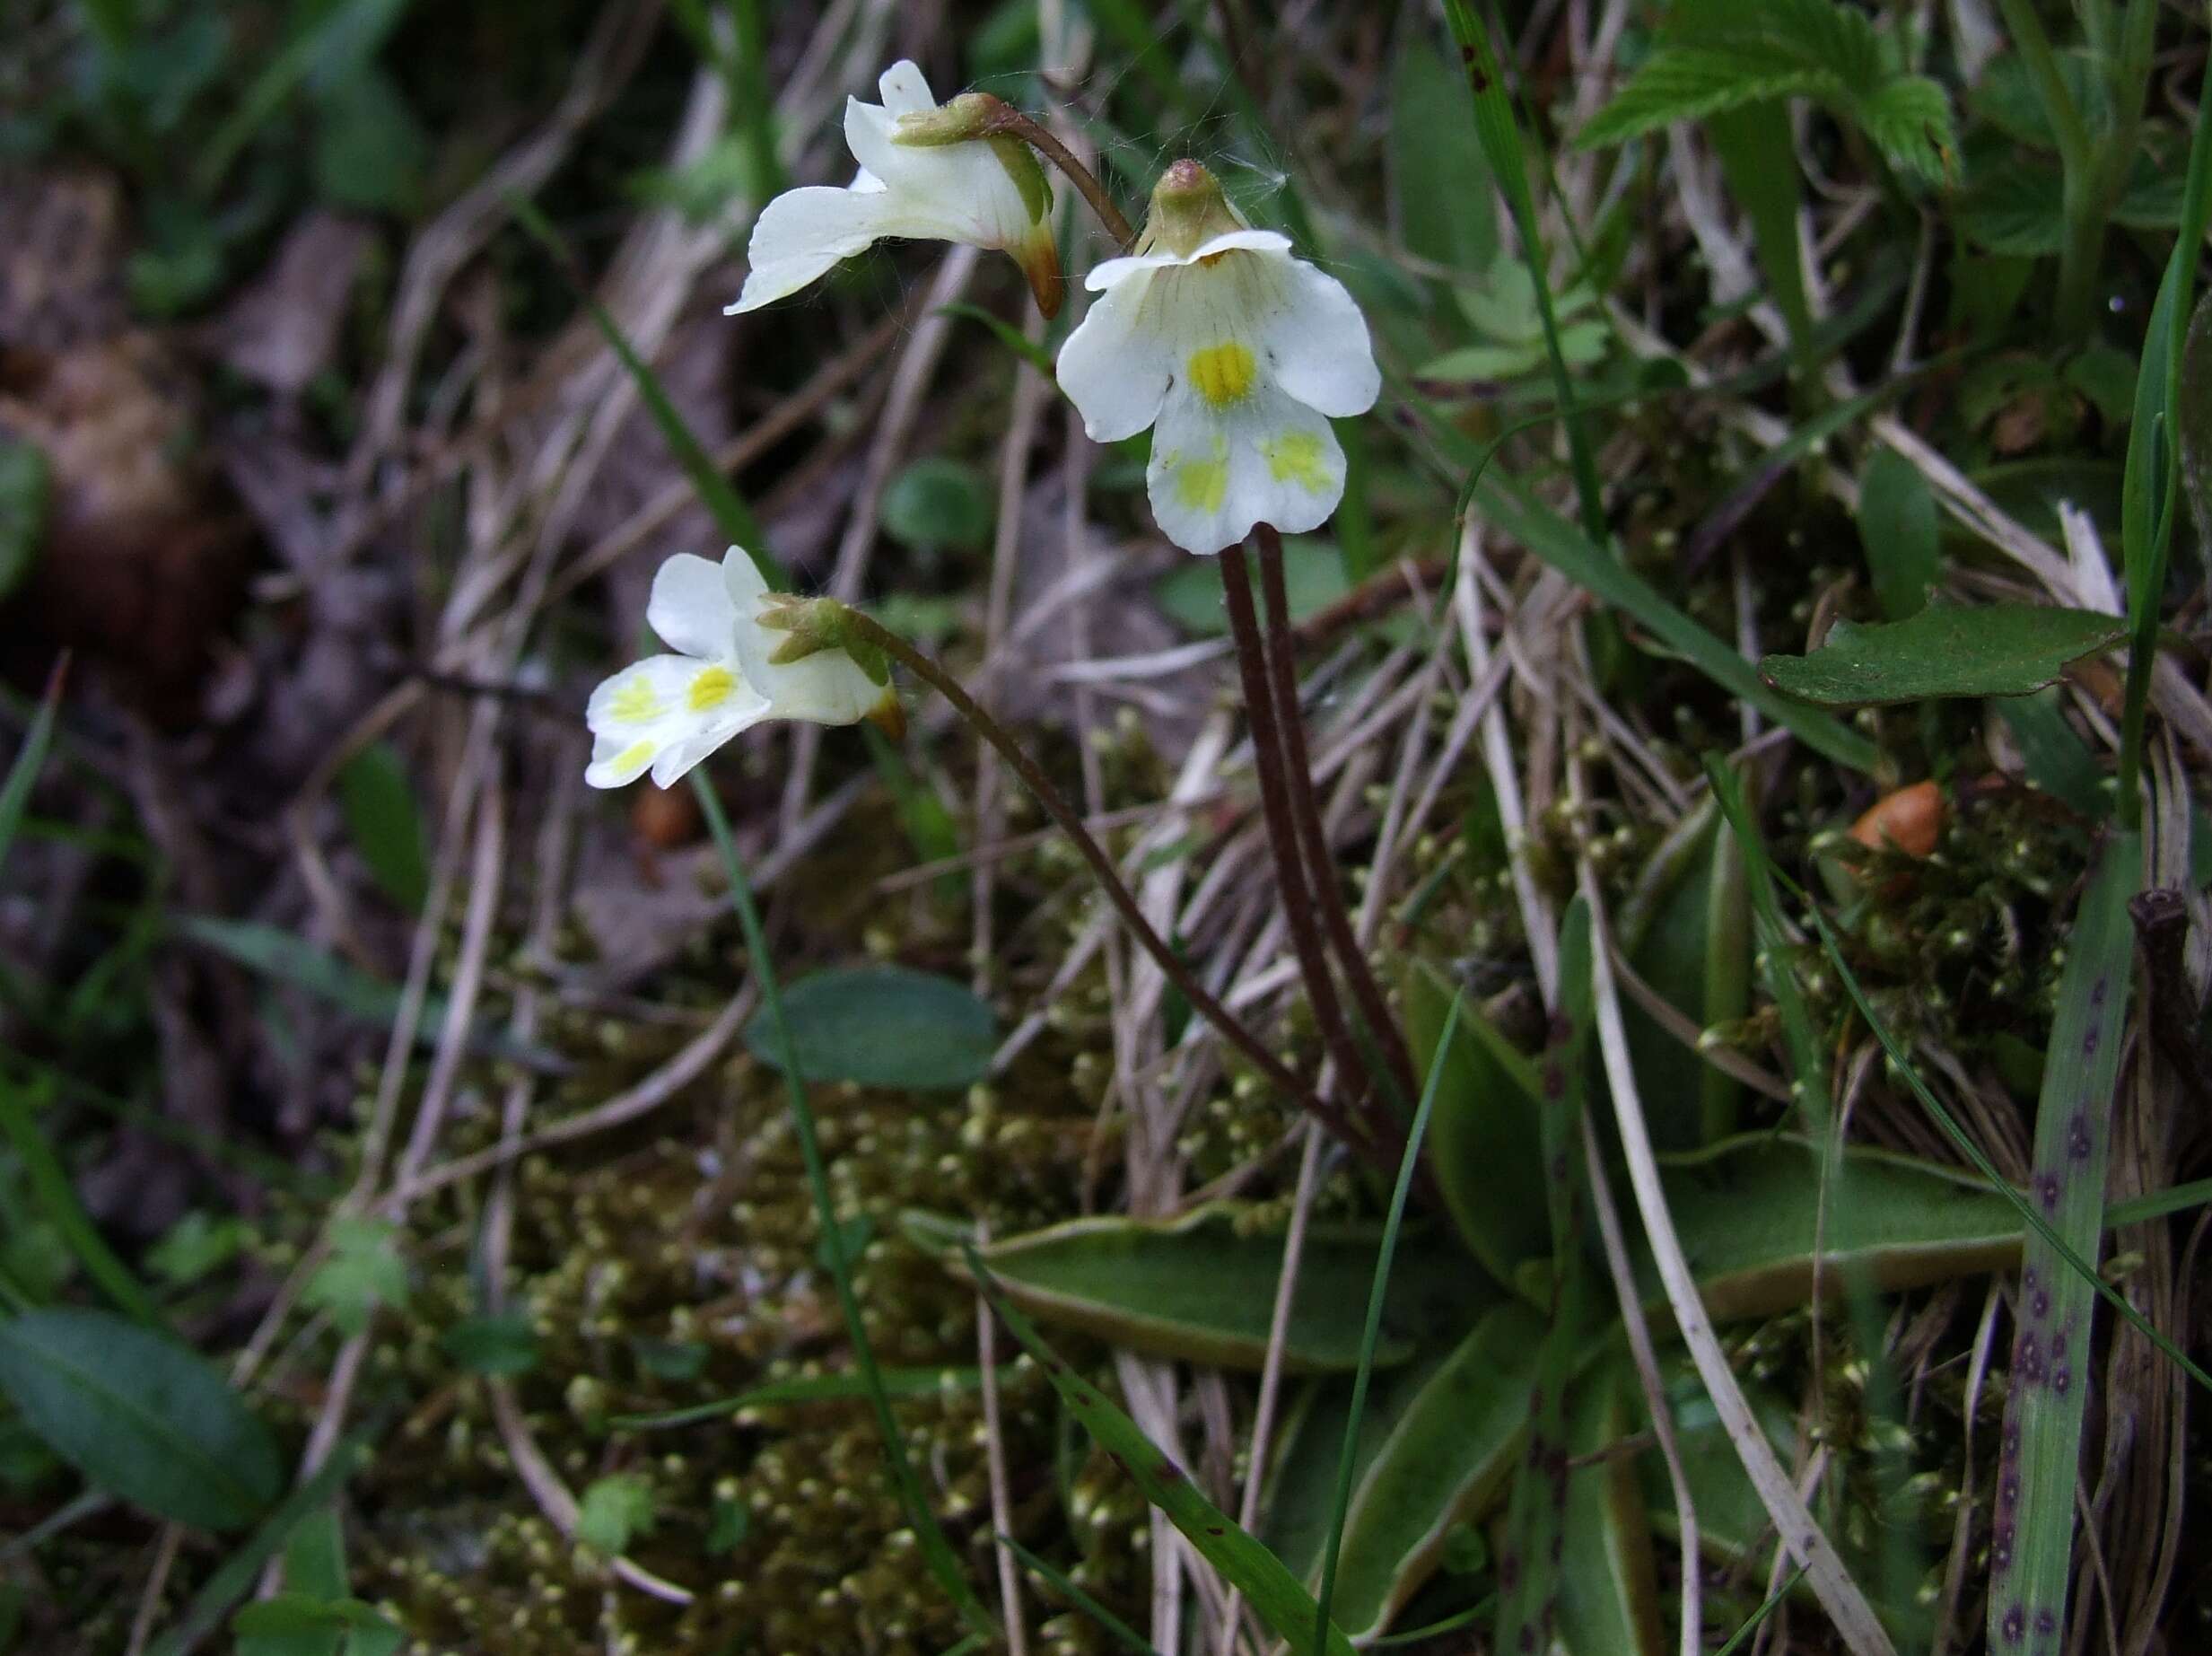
[[576, 1474, 656, 1555], [1856, 74, 1956, 182], [304, 1219, 407, 1335], [1761, 605, 2126, 705], [1577, 50, 1832, 150], [905, 1205, 1488, 1372], [0, 1308, 281, 1530], [743, 966, 997, 1092]]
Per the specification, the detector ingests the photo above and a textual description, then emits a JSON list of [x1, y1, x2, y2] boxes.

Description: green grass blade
[[1496, 899, 1602, 1655], [1803, 866, 2212, 1397], [0, 660, 65, 874], [1713, 1564, 1810, 1656], [1986, 832, 2137, 1651], [1313, 994, 1459, 1652], [2114, 77, 2212, 824], [611, 1364, 1017, 1430], [971, 1251, 1357, 1656], [691, 777, 993, 1642], [1436, 3, 1608, 547], [1000, 1532, 1162, 1656], [0, 1074, 162, 1328], [512, 200, 777, 583]]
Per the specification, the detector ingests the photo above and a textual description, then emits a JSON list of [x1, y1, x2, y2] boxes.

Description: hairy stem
[[1254, 525, 1421, 1111], [1218, 545, 1393, 1148], [836, 608, 1358, 1143], [979, 101, 1137, 250]]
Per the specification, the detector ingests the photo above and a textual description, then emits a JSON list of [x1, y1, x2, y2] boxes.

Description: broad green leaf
[[439, 1312, 538, 1377], [577, 1473, 656, 1555], [1403, 962, 1547, 1288], [979, 1264, 1359, 1656], [1641, 1135, 2024, 1320], [0, 440, 48, 602], [1989, 836, 2138, 1652], [904, 1205, 1489, 1372], [1995, 690, 2108, 818], [1556, 1364, 1664, 1656], [1857, 449, 1941, 620], [234, 1596, 400, 1656], [745, 966, 998, 1092], [1759, 605, 2126, 705], [311, 67, 426, 214], [0, 1307, 281, 1530], [1388, 39, 1495, 275], [881, 458, 993, 553], [336, 742, 430, 913], [283, 1504, 348, 1601], [1271, 1304, 1545, 1641], [1614, 802, 1736, 1150]]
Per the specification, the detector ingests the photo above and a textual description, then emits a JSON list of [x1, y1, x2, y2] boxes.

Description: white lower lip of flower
[[1054, 232, 1378, 556], [583, 548, 893, 791]]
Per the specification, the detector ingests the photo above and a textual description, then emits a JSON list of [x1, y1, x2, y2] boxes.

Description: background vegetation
[[0, 0, 2208, 1652]]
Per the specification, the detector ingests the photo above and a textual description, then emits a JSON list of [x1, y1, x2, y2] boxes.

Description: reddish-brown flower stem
[[1220, 544, 1395, 1159], [976, 101, 1137, 251], [1255, 524, 1422, 1110]]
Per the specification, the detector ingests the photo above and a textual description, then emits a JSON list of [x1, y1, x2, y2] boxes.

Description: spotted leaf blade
[[1988, 833, 2138, 1653]]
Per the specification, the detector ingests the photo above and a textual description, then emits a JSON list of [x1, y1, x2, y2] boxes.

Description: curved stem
[[1255, 525, 1421, 1110], [981, 101, 1137, 250], [838, 608, 1356, 1143]]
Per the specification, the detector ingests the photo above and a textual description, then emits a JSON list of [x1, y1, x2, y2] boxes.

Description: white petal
[[727, 185, 897, 313], [1055, 270, 1175, 442], [876, 60, 936, 115], [584, 653, 701, 741], [647, 553, 741, 657], [1085, 228, 1292, 291], [585, 727, 662, 789], [1144, 382, 1343, 555], [1264, 259, 1379, 417], [842, 100, 1033, 248], [720, 548, 888, 726], [647, 695, 774, 789]]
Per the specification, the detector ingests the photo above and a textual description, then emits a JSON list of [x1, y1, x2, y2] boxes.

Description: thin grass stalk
[[1986, 832, 2139, 1653], [835, 607, 1351, 1143], [1216, 548, 1392, 1146], [1496, 899, 1597, 1656], [1437, 0, 1608, 548], [691, 777, 995, 1642], [0, 1075, 162, 1329], [1311, 994, 1458, 1655], [1253, 526, 1421, 1110], [1001, 1533, 1162, 1656]]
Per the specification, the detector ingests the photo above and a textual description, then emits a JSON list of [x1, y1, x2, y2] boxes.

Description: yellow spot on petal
[[1186, 341, 1256, 407], [1175, 457, 1228, 513], [612, 740, 657, 775], [1262, 430, 1332, 491], [608, 676, 662, 723], [687, 664, 737, 711]]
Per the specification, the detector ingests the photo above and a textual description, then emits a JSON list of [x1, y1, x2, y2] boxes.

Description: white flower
[[585, 548, 891, 790], [1055, 161, 1379, 556], [725, 61, 1062, 319]]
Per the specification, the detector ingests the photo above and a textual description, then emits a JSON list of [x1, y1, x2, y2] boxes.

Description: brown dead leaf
[[205, 213, 373, 397]]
